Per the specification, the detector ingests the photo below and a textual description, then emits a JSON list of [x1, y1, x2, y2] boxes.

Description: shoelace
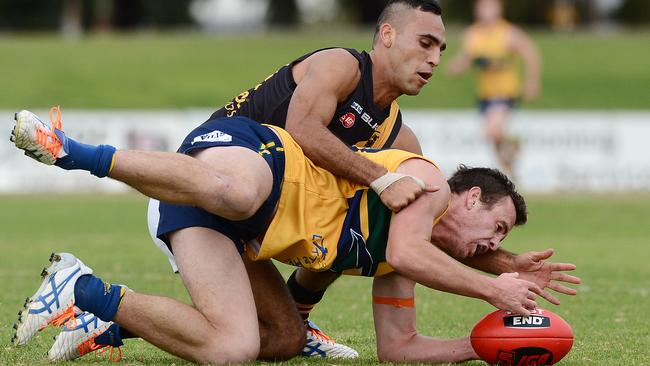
[[42, 305, 76, 330], [35, 105, 64, 158], [307, 325, 335, 344], [99, 346, 123, 362], [77, 336, 123, 362]]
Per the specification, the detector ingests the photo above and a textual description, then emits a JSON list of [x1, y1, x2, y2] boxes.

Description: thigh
[[170, 227, 259, 339]]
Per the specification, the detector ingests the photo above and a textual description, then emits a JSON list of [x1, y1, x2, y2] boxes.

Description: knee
[[201, 178, 264, 220], [259, 317, 305, 361], [201, 336, 260, 364]]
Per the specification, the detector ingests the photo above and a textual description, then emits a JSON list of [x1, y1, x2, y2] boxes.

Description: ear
[[378, 23, 395, 48], [465, 186, 482, 210]]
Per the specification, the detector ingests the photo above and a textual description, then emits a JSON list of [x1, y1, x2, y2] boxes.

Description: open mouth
[[417, 71, 432, 82], [474, 243, 488, 256]]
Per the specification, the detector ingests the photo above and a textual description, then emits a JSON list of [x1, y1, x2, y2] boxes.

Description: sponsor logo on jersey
[[340, 112, 356, 128], [361, 112, 378, 129], [351, 101, 363, 114], [191, 130, 233, 144]]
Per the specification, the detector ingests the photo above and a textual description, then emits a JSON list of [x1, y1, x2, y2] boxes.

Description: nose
[[428, 49, 441, 68], [488, 236, 501, 251]]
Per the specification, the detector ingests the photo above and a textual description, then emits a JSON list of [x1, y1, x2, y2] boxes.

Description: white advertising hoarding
[[1, 109, 648, 193]]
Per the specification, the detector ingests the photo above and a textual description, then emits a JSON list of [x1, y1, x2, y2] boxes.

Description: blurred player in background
[[448, 0, 541, 178]]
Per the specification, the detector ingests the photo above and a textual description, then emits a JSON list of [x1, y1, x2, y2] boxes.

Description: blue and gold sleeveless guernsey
[[465, 20, 520, 100], [208, 48, 402, 149], [247, 126, 445, 277]]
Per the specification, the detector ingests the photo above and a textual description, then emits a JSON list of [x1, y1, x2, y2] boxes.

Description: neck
[[369, 50, 401, 109]]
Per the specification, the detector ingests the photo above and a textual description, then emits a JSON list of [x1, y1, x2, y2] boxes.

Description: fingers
[[538, 289, 561, 306], [531, 248, 554, 261], [424, 184, 440, 192], [549, 262, 577, 272], [548, 282, 578, 296], [550, 272, 581, 284]]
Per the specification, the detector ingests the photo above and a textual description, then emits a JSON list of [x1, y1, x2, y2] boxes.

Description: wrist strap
[[370, 172, 425, 195], [372, 296, 415, 308]]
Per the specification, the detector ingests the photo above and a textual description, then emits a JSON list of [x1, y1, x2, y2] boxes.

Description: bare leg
[[113, 227, 259, 364], [243, 257, 305, 360], [484, 105, 518, 177], [109, 146, 272, 220], [295, 267, 341, 292]]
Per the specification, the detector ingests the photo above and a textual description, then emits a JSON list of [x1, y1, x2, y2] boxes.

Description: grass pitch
[[1, 193, 649, 365], [0, 29, 649, 110]]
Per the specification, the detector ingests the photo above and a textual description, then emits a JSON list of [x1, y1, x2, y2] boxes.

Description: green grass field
[[0, 29, 649, 110], [1, 193, 649, 365]]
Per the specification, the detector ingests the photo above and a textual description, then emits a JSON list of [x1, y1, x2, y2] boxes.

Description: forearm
[[391, 241, 494, 301], [461, 248, 517, 275], [378, 335, 476, 363], [293, 122, 387, 185]]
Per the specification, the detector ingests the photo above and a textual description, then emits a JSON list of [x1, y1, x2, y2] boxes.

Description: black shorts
[[148, 117, 285, 259], [478, 98, 519, 114]]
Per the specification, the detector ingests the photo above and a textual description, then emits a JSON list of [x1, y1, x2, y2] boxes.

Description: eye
[[420, 40, 432, 49]]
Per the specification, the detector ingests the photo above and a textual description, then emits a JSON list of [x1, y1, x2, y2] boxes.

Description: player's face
[[390, 10, 446, 96], [448, 196, 516, 259], [475, 0, 502, 23]]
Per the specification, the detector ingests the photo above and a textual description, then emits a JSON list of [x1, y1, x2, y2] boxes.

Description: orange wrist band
[[372, 296, 415, 308]]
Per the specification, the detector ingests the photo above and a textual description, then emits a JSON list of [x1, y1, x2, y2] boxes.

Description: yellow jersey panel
[[465, 20, 520, 99], [247, 126, 438, 276]]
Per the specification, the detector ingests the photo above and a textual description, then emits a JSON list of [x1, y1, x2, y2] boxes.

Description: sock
[[94, 323, 124, 347], [287, 270, 326, 324], [53, 129, 116, 177], [74, 274, 127, 322]]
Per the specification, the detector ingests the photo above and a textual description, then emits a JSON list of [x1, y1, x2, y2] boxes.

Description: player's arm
[[286, 49, 435, 212], [390, 123, 422, 154], [372, 272, 478, 363], [510, 26, 541, 101], [461, 249, 581, 305], [385, 159, 539, 315]]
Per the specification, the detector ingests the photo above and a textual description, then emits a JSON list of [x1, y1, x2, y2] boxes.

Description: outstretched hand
[[490, 272, 540, 316], [513, 249, 582, 305]]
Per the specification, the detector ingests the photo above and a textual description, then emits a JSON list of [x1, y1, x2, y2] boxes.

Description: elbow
[[386, 243, 415, 274]]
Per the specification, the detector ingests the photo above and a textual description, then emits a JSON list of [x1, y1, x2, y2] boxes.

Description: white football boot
[[48, 312, 120, 362], [302, 319, 359, 359], [10, 107, 67, 165], [12, 252, 93, 346]]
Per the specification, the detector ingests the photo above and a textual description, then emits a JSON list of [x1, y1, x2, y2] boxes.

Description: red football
[[470, 308, 573, 365]]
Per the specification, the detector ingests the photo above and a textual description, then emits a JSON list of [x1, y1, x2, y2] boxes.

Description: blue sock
[[94, 323, 124, 347], [53, 129, 116, 178], [74, 274, 126, 322]]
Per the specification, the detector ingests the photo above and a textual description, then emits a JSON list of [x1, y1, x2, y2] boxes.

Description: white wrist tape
[[370, 172, 425, 195]]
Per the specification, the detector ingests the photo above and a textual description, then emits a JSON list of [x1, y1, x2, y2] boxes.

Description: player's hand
[[489, 272, 540, 316], [379, 176, 439, 212], [513, 249, 581, 305]]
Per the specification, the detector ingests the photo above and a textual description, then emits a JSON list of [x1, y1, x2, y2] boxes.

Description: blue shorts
[[478, 98, 518, 114], [149, 117, 285, 258]]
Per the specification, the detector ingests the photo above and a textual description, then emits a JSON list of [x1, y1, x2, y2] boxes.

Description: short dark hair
[[447, 165, 527, 226], [373, 0, 443, 44]]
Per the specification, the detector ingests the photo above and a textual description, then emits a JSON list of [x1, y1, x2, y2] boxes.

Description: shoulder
[[294, 48, 361, 91], [396, 157, 450, 197], [305, 48, 360, 74]]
